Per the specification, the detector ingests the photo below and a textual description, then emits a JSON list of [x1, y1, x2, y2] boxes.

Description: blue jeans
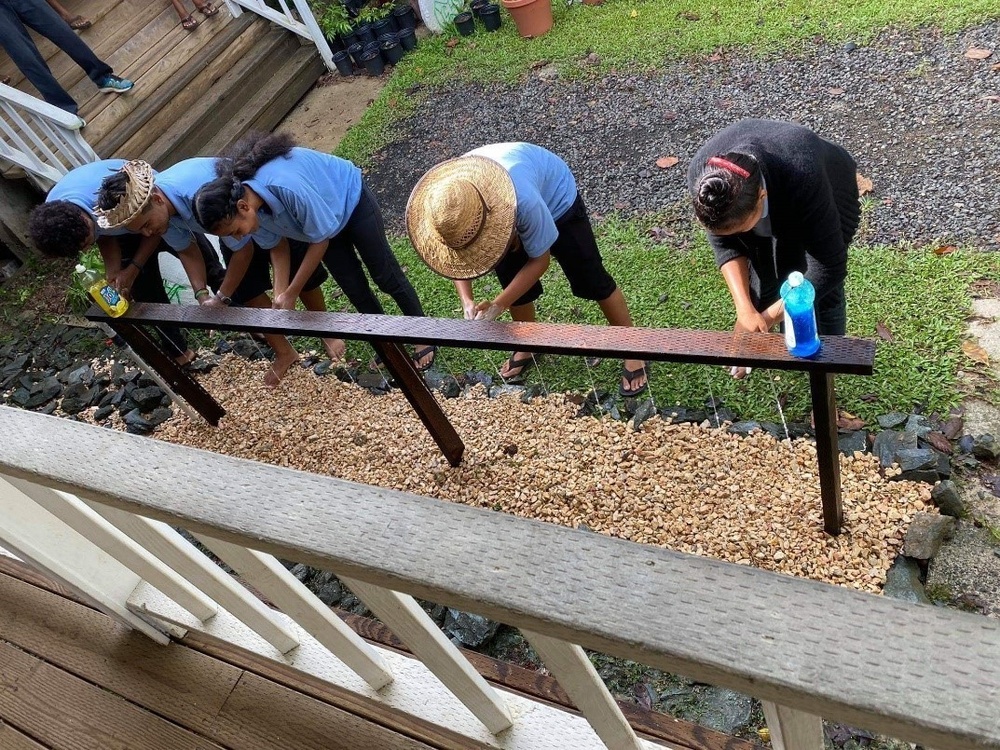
[[0, 0, 112, 114]]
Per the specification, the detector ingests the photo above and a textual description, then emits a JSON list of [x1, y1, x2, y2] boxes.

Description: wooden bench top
[[0, 407, 996, 750], [89, 302, 876, 375]]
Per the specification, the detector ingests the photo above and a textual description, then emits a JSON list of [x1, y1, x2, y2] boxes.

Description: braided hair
[[691, 152, 762, 232], [193, 131, 296, 232]]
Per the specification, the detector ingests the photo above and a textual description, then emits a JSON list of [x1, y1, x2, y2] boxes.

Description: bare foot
[[174, 349, 197, 367], [264, 350, 300, 388], [323, 337, 346, 362]]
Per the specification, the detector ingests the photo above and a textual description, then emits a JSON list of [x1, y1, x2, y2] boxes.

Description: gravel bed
[[152, 357, 935, 594], [366, 22, 1000, 249]]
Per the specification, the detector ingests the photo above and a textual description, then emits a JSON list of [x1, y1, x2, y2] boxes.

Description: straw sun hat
[[95, 159, 154, 229], [406, 155, 517, 280]]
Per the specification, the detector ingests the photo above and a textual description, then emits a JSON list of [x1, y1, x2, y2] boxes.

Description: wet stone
[[334, 366, 359, 383], [972, 434, 1000, 460], [93, 404, 115, 421], [903, 512, 956, 560], [520, 383, 547, 402], [957, 434, 976, 454], [490, 384, 526, 399], [61, 363, 94, 385], [10, 387, 30, 407], [443, 609, 500, 648], [706, 407, 737, 428], [439, 375, 461, 399], [877, 412, 908, 429], [356, 372, 390, 394], [147, 407, 173, 427], [313, 360, 332, 376], [838, 430, 868, 455], [931, 480, 965, 518], [122, 408, 153, 434], [883, 555, 930, 604], [131, 385, 165, 412], [874, 429, 917, 469], [631, 398, 657, 431], [661, 407, 706, 424], [24, 377, 62, 409], [905, 414, 932, 438]]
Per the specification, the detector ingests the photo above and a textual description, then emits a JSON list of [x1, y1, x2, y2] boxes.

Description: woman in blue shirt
[[192, 132, 436, 372], [406, 142, 648, 397]]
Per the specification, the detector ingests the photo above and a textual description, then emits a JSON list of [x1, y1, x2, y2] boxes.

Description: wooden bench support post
[[371, 341, 464, 467], [106, 320, 226, 427], [761, 701, 823, 750], [809, 371, 843, 536]]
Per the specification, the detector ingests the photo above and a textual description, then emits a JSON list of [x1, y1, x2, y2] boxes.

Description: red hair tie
[[707, 156, 750, 179]]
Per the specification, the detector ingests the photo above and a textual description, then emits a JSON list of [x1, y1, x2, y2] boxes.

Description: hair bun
[[698, 176, 730, 207]]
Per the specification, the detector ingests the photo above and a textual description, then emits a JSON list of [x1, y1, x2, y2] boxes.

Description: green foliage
[[65, 246, 104, 315], [356, 1, 393, 24], [336, 0, 1000, 165], [324, 219, 1000, 423], [314, 0, 353, 37]]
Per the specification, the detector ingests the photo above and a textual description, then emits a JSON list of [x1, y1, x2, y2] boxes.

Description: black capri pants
[[495, 193, 617, 308]]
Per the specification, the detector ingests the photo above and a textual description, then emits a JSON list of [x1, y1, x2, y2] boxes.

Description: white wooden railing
[[223, 0, 336, 71], [0, 406, 998, 750], [0, 82, 98, 191]]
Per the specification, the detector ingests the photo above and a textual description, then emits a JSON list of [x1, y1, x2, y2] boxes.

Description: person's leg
[[298, 286, 346, 361], [122, 240, 192, 363], [44, 0, 88, 28], [551, 194, 647, 395], [0, 5, 78, 113], [16, 0, 112, 85], [241, 292, 301, 387], [816, 284, 847, 336], [169, 0, 198, 28], [493, 249, 543, 381]]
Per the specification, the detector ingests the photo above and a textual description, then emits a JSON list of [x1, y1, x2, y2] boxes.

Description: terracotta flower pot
[[500, 0, 552, 38]]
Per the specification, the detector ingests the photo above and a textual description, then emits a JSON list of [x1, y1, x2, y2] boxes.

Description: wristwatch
[[216, 293, 233, 306]]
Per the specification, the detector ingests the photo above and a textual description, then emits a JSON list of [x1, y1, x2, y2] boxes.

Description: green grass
[[324, 219, 1000, 423], [336, 0, 1000, 164]]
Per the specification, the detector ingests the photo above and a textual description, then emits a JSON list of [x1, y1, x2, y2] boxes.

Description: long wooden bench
[[89, 302, 875, 535], [0, 407, 997, 750]]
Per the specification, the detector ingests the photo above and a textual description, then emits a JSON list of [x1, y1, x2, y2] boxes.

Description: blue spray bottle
[[779, 271, 821, 357]]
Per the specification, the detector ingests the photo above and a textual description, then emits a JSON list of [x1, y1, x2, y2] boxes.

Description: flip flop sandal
[[499, 353, 537, 384], [197, 2, 220, 16], [68, 15, 92, 30], [181, 14, 199, 30], [412, 345, 438, 373], [619, 361, 650, 398]]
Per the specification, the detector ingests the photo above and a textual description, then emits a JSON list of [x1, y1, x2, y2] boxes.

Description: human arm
[[204, 244, 253, 308], [109, 234, 161, 298], [96, 235, 123, 280], [479, 253, 550, 319], [176, 241, 208, 299], [454, 279, 478, 319], [719, 256, 775, 333], [274, 238, 327, 310]]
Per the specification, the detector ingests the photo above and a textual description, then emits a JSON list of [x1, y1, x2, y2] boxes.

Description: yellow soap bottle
[[79, 266, 129, 317]]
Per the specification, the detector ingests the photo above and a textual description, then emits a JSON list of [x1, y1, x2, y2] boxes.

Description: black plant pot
[[471, 0, 488, 16], [362, 40, 381, 58], [372, 17, 396, 37], [355, 22, 376, 44], [360, 49, 385, 76], [325, 34, 345, 52], [397, 26, 417, 50], [479, 3, 501, 30], [347, 42, 365, 66], [381, 36, 405, 64], [454, 11, 475, 36], [339, 30, 359, 49], [392, 4, 417, 30], [332, 49, 354, 76], [378, 32, 395, 45]]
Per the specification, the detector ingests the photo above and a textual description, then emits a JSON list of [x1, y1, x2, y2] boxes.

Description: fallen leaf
[[655, 156, 679, 169], [838, 415, 866, 431], [445, 38, 459, 48], [924, 431, 953, 454], [962, 340, 990, 364], [965, 47, 993, 60], [707, 52, 723, 62], [859, 392, 879, 402], [934, 244, 958, 255], [875, 321, 894, 342], [980, 95, 1000, 103], [828, 86, 845, 96], [941, 416, 964, 439], [856, 172, 874, 195], [679, 11, 700, 20]]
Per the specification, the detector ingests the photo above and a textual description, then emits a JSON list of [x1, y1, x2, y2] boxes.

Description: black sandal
[[619, 361, 650, 397], [412, 345, 437, 373], [499, 353, 537, 384]]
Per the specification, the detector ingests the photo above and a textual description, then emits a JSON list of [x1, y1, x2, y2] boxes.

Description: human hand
[[734, 307, 770, 334], [473, 300, 504, 321], [462, 300, 478, 320], [202, 294, 224, 308], [112, 264, 140, 300], [272, 291, 295, 310]]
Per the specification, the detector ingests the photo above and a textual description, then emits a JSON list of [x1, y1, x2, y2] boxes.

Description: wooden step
[[100, 14, 267, 162], [152, 39, 324, 168]]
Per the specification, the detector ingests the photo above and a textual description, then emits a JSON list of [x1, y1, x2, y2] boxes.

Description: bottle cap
[[787, 271, 804, 287]]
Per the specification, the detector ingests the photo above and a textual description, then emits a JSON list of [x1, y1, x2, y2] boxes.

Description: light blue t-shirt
[[156, 157, 238, 252], [47, 159, 130, 238], [466, 142, 577, 258], [239, 147, 363, 250]]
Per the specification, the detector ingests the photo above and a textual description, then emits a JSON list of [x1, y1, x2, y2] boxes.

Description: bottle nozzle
[[787, 271, 804, 287]]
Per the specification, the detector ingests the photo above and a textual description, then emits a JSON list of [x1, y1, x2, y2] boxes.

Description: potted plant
[[391, 0, 417, 30], [316, 1, 355, 48], [453, 0, 475, 35]]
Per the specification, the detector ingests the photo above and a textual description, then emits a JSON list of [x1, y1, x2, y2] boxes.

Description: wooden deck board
[[0, 721, 51, 750], [0, 571, 436, 750]]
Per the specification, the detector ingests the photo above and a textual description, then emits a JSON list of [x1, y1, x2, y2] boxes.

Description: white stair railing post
[[292, 0, 336, 71], [85, 502, 299, 654], [339, 577, 514, 735], [522, 631, 643, 750], [761, 701, 824, 750], [0, 476, 171, 644], [194, 533, 393, 690]]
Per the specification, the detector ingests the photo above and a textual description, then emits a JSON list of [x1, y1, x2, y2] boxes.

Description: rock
[[129, 385, 165, 412], [122, 408, 154, 434], [706, 407, 737, 427], [309, 570, 345, 606], [146, 407, 173, 427], [438, 375, 461, 399], [520, 383, 546, 402], [896, 447, 937, 473], [24, 377, 62, 409], [877, 412, 908, 429], [231, 339, 265, 360], [357, 372, 390, 394], [187, 355, 220, 373], [443, 609, 500, 648], [463, 370, 493, 388], [844, 40, 858, 52], [631, 399, 657, 431], [972, 434, 1000, 460], [882, 556, 930, 604], [662, 407, 706, 424], [958, 434, 976, 454], [313, 360, 332, 376], [215, 340, 233, 355], [838, 430, 868, 455], [289, 563, 312, 583], [334, 366, 359, 383], [921, 431, 953, 454], [931, 480, 965, 518], [904, 414, 932, 438], [62, 363, 94, 386], [537, 64, 559, 81], [697, 687, 755, 736], [941, 416, 963, 440], [728, 421, 761, 437], [902, 512, 956, 560], [873, 429, 917, 469], [490, 384, 526, 399], [759, 421, 787, 440], [9, 387, 30, 407], [93, 404, 114, 421]]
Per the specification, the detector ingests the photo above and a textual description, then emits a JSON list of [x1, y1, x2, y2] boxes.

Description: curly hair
[[691, 151, 762, 232], [95, 171, 129, 212], [27, 201, 91, 258], [194, 131, 296, 232]]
